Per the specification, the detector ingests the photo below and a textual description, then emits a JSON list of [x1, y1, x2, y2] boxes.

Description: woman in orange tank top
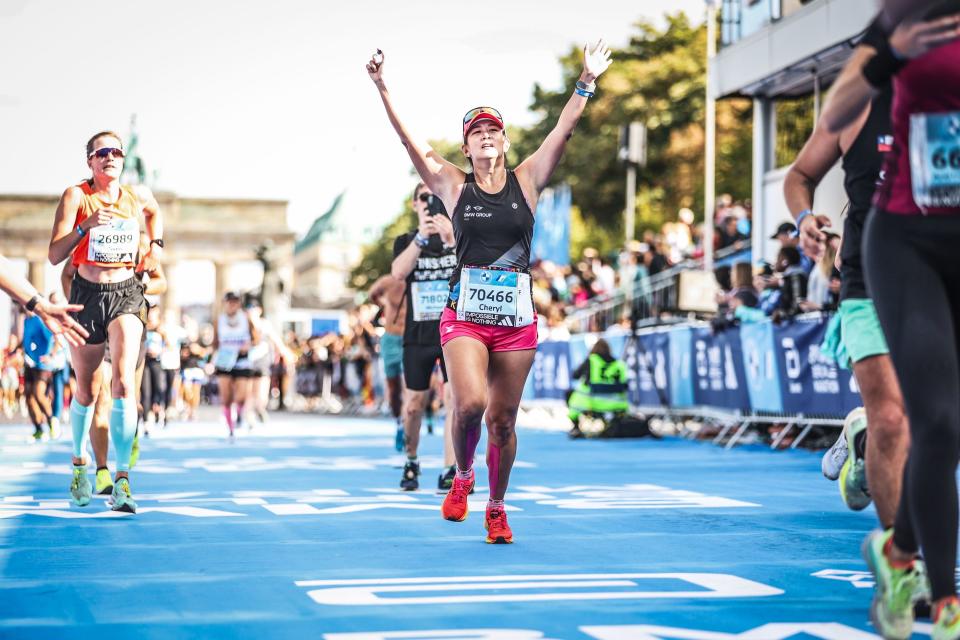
[[47, 131, 165, 515]]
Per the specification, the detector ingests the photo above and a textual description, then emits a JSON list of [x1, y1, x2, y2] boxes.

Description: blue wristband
[[794, 209, 813, 237], [575, 88, 594, 99], [75, 225, 86, 238]]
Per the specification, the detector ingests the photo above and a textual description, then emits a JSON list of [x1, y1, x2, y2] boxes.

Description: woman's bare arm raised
[[516, 40, 612, 199], [366, 50, 465, 207]]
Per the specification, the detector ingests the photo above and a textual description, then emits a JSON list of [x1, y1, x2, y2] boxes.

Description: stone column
[[161, 259, 178, 317], [28, 260, 45, 296], [213, 260, 230, 318]]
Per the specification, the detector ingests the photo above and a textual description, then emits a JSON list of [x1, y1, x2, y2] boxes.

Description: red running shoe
[[441, 472, 474, 522], [484, 505, 513, 544]]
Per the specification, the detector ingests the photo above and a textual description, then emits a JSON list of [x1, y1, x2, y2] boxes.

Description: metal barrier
[[527, 308, 856, 451], [563, 242, 752, 334]]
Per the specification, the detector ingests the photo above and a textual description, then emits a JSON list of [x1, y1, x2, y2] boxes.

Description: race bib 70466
[[456, 267, 533, 327]]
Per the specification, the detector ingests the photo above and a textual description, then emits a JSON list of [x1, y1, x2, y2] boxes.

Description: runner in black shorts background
[[391, 182, 457, 491], [783, 18, 908, 531]]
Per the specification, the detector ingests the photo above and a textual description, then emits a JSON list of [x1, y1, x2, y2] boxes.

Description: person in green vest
[[567, 338, 629, 430]]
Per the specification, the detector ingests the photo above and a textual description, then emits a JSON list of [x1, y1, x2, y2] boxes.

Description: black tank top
[[448, 170, 535, 303], [841, 84, 893, 225]]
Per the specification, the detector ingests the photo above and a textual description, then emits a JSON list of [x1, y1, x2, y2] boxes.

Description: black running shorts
[[23, 366, 52, 385], [402, 344, 447, 391], [69, 275, 148, 346]]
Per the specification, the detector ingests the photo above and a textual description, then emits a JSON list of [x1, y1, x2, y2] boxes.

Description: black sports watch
[[150, 238, 165, 249]]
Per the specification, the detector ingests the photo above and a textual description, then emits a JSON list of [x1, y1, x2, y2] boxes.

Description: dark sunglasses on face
[[418, 193, 432, 203], [89, 147, 125, 160]]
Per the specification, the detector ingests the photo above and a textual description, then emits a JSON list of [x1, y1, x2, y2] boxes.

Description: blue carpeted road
[[0, 412, 933, 639]]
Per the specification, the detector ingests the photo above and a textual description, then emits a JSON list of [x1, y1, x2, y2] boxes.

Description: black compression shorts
[[69, 275, 147, 346], [402, 344, 447, 391]]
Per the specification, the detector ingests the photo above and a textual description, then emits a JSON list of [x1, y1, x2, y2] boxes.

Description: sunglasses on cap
[[462, 106, 504, 137], [462, 106, 503, 127], [88, 147, 125, 159]]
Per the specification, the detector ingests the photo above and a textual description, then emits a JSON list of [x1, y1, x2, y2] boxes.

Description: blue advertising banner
[[668, 327, 695, 408], [773, 318, 849, 416], [602, 329, 628, 360], [691, 327, 750, 411], [568, 334, 590, 373], [531, 185, 571, 267], [522, 315, 859, 417], [839, 368, 862, 414], [632, 331, 670, 407], [739, 321, 784, 413], [528, 340, 572, 401]]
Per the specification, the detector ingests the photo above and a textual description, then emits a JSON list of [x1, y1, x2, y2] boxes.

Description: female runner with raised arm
[[367, 41, 611, 543]]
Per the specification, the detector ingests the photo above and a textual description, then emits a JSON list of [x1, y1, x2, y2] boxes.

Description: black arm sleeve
[[861, 16, 890, 50]]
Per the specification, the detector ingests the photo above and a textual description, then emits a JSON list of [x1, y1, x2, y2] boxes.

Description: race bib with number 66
[[910, 111, 960, 208]]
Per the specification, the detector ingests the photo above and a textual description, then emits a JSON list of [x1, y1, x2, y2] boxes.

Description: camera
[[425, 194, 447, 217]]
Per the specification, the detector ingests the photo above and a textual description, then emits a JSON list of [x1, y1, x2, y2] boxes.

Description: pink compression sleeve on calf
[[487, 442, 501, 499], [223, 406, 235, 434], [464, 425, 482, 469]]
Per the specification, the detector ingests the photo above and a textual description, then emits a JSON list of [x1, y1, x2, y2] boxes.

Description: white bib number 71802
[[910, 111, 960, 208], [456, 267, 533, 327], [410, 280, 448, 322]]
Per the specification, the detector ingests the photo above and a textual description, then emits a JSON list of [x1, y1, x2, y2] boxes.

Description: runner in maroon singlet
[[823, 4, 960, 634]]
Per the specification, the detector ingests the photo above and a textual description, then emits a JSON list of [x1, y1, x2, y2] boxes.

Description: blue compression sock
[[70, 399, 94, 460], [110, 398, 138, 472]]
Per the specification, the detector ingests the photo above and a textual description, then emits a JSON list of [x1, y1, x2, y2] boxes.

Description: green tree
[[512, 13, 753, 244]]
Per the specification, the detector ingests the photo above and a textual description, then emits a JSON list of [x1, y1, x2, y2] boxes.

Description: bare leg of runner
[[484, 349, 536, 501], [218, 376, 236, 437], [854, 355, 909, 528], [442, 338, 490, 472], [107, 315, 143, 484], [402, 389, 429, 460], [443, 384, 455, 467]]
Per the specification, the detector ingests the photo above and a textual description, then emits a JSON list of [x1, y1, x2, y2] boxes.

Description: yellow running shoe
[[934, 597, 960, 640], [862, 529, 923, 640], [95, 467, 113, 495], [129, 433, 140, 469]]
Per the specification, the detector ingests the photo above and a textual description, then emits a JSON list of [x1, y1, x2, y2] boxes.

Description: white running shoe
[[822, 425, 850, 480]]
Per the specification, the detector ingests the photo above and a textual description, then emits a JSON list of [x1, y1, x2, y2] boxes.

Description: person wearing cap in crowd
[[212, 291, 260, 439], [366, 39, 612, 543], [770, 221, 814, 274]]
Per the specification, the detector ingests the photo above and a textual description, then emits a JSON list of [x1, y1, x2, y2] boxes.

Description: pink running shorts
[[439, 307, 537, 352]]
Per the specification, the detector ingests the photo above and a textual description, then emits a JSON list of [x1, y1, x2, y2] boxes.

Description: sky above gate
[[0, 0, 704, 303]]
